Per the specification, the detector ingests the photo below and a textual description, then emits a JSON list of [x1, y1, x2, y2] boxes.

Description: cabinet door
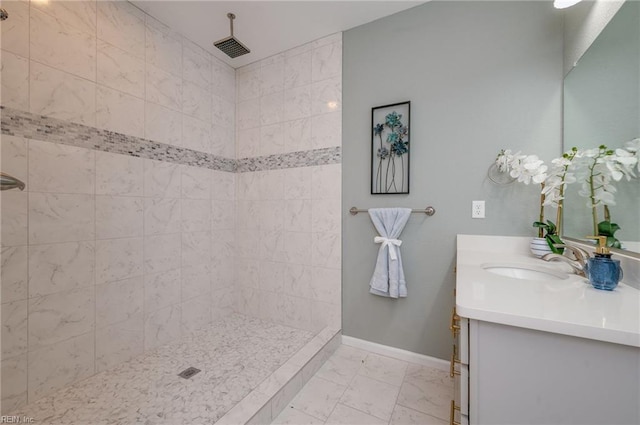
[[473, 321, 640, 425]]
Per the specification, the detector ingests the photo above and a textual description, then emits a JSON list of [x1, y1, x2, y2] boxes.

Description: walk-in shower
[[0, 1, 342, 421]]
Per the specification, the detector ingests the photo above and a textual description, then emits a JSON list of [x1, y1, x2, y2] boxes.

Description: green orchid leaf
[[598, 221, 620, 236], [546, 234, 564, 254], [602, 235, 622, 249], [545, 220, 557, 235], [598, 220, 620, 236], [598, 221, 613, 235], [597, 221, 622, 248], [609, 237, 622, 249], [533, 221, 559, 238]]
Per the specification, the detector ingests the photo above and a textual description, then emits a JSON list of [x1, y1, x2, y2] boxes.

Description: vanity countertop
[[456, 234, 640, 347]]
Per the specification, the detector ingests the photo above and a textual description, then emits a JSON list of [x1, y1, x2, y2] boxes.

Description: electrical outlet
[[472, 200, 485, 218]]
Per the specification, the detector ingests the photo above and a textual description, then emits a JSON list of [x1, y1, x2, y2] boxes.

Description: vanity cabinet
[[451, 316, 640, 425], [454, 235, 640, 425]]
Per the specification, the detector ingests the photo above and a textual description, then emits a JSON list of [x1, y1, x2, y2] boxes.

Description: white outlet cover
[[472, 200, 485, 218]]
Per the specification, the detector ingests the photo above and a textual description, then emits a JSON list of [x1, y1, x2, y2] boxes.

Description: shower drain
[[178, 367, 201, 379]]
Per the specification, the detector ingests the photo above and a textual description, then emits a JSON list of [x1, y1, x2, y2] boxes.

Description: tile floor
[[272, 345, 453, 425], [8, 315, 315, 424]]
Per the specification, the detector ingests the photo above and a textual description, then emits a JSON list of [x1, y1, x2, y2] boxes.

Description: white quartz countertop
[[456, 235, 640, 347]]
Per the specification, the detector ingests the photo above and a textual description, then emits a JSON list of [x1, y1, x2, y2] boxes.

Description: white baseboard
[[341, 335, 449, 371]]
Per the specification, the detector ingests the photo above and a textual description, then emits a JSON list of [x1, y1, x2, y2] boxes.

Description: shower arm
[[0, 172, 26, 191], [228, 13, 235, 37]]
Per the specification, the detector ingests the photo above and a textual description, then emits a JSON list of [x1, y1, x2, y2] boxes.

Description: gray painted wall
[[342, 1, 563, 359]]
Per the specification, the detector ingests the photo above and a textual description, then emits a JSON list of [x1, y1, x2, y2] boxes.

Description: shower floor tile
[[10, 314, 315, 425]]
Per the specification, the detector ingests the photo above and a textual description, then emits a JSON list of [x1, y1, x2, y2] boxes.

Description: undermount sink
[[481, 263, 569, 281]]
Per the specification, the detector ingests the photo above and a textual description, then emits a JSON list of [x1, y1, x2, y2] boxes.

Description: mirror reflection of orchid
[[574, 141, 638, 248], [372, 102, 410, 194]]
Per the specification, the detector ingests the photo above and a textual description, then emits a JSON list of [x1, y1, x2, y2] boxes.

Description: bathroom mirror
[[562, 0, 640, 254]]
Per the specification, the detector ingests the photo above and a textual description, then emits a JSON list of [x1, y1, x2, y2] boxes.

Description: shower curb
[[215, 327, 341, 425]]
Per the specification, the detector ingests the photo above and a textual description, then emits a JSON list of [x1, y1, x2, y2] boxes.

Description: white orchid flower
[[610, 148, 638, 179], [551, 157, 572, 167], [624, 138, 640, 172], [542, 189, 563, 206], [595, 189, 616, 206], [509, 154, 548, 185], [625, 138, 640, 152], [566, 172, 576, 182], [542, 176, 562, 193], [580, 148, 600, 158], [495, 149, 520, 173], [605, 160, 625, 182], [541, 148, 579, 210], [615, 148, 638, 161], [516, 142, 639, 238]]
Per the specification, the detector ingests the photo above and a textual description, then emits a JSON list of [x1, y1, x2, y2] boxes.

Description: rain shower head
[[214, 13, 250, 59]]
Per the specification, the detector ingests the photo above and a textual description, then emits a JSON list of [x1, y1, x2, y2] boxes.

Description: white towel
[[368, 208, 412, 298]]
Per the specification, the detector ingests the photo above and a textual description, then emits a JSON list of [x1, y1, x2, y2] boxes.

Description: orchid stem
[[588, 162, 599, 235], [556, 204, 563, 237], [539, 183, 545, 238]]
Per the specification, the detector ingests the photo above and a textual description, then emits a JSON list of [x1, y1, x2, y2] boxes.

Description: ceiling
[[132, 1, 425, 68]]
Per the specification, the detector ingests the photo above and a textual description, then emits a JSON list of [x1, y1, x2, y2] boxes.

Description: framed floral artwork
[[371, 101, 410, 194]]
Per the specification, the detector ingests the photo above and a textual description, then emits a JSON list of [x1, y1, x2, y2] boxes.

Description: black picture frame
[[371, 101, 410, 194]]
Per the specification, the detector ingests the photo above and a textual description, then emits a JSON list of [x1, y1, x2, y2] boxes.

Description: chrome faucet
[[542, 243, 591, 277]]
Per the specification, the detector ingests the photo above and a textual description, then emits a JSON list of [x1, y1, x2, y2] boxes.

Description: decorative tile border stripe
[[1, 106, 342, 173], [236, 147, 341, 172], [1, 106, 236, 172]]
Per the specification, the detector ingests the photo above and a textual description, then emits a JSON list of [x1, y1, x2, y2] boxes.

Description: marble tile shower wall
[[0, 0, 236, 156], [234, 34, 343, 333], [0, 0, 237, 413]]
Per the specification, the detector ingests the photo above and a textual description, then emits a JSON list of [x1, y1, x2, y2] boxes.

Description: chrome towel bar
[[349, 206, 435, 216]]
